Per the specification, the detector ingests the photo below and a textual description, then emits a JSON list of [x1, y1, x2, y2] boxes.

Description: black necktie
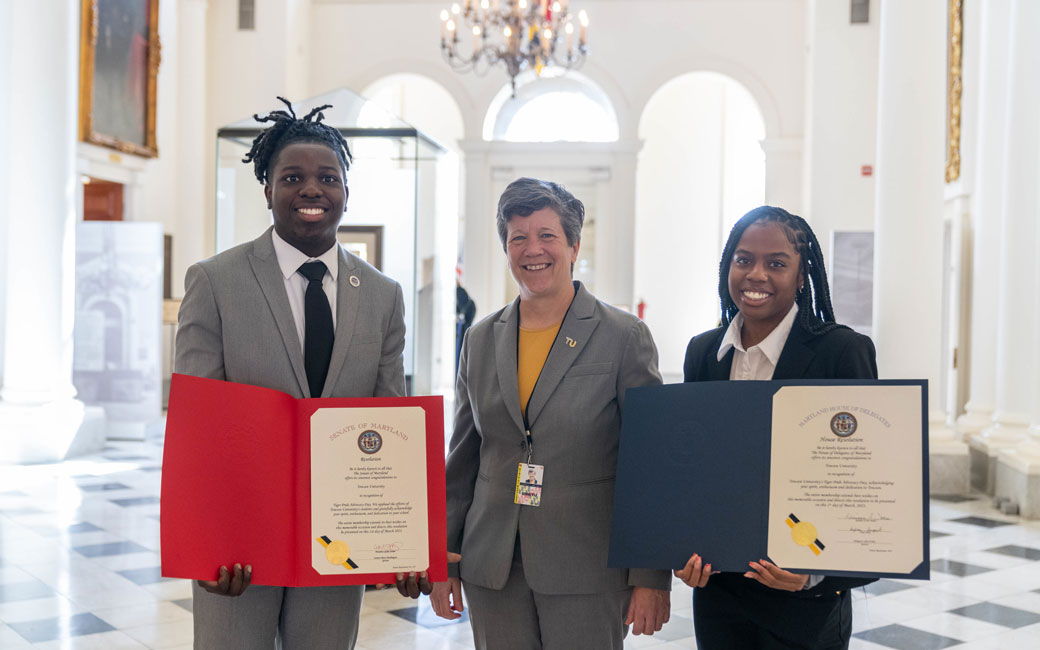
[[298, 261, 334, 398]]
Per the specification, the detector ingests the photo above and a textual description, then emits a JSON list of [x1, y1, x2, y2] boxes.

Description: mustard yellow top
[[518, 322, 562, 417]]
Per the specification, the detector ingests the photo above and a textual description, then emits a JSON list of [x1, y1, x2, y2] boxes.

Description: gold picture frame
[[945, 0, 963, 183], [78, 0, 161, 158], [337, 225, 384, 271]]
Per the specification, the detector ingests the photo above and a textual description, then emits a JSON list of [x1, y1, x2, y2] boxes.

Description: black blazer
[[684, 320, 877, 387], [682, 320, 878, 626]]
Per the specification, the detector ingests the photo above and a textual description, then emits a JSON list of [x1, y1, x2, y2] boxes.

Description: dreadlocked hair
[[718, 205, 845, 336], [242, 96, 352, 184]]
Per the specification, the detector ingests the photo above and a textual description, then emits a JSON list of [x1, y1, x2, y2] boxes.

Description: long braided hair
[[242, 96, 352, 184], [718, 206, 844, 336]]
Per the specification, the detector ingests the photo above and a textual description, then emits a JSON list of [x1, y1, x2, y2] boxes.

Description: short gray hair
[[495, 177, 584, 249]]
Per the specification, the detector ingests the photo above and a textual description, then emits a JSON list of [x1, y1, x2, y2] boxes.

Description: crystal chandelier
[[440, 0, 589, 95]]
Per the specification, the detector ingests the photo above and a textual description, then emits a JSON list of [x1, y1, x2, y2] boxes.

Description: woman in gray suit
[[430, 178, 671, 649]]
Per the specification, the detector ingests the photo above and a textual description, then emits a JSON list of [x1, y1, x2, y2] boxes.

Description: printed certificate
[[608, 380, 928, 580], [310, 407, 428, 575], [160, 374, 447, 587], [766, 385, 924, 575]]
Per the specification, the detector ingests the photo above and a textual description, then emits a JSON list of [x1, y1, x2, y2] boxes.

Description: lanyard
[[516, 285, 577, 463]]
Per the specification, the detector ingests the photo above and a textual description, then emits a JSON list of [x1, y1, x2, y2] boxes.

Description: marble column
[[1002, 174, 1040, 516], [959, 0, 1009, 441], [0, 0, 103, 462], [0, 0, 10, 395], [458, 140, 496, 322], [992, 0, 1040, 515], [603, 144, 641, 309], [1032, 168, 1040, 446], [964, 0, 1017, 492], [872, 0, 968, 494]]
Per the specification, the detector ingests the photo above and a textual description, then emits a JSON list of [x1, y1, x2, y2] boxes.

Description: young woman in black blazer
[[675, 206, 877, 650]]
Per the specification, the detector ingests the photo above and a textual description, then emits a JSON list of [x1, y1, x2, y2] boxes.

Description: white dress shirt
[[716, 303, 823, 589], [271, 229, 339, 353], [717, 303, 799, 380]]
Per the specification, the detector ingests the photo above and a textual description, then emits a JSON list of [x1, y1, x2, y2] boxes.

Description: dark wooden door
[[83, 179, 124, 221]]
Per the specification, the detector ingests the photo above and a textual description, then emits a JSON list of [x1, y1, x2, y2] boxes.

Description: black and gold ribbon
[[317, 535, 358, 569], [785, 513, 825, 556]]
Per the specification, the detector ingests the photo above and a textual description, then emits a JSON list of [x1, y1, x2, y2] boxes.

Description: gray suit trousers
[[463, 542, 631, 650], [192, 582, 363, 650]]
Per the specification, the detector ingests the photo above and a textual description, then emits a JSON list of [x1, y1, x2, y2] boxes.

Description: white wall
[[358, 74, 464, 397], [59, 0, 820, 354], [634, 73, 766, 380], [206, 0, 312, 131], [802, 0, 880, 260], [0, 0, 830, 313], [307, 1, 805, 142], [137, 0, 181, 236], [200, 0, 315, 276], [361, 74, 465, 152], [298, 0, 805, 316], [637, 80, 726, 375], [0, 0, 1023, 468]]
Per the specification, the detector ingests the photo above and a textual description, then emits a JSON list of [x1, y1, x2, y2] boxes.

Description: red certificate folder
[[160, 373, 447, 586]]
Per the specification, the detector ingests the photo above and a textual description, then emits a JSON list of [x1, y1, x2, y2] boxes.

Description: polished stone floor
[[2, 437, 1040, 649]]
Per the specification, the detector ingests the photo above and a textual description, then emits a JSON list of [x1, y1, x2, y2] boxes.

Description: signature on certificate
[[840, 512, 893, 523], [846, 526, 889, 534]]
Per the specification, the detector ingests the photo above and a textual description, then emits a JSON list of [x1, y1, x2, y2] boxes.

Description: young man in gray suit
[[173, 99, 406, 650]]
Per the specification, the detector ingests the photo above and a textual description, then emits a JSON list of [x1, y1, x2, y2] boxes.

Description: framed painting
[[945, 0, 963, 183], [337, 225, 384, 271], [79, 0, 161, 157]]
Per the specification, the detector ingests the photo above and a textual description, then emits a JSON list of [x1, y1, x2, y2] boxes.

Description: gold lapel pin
[[349, 275, 360, 288], [565, 337, 576, 348]]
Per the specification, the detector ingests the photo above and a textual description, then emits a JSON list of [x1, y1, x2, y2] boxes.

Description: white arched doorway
[[360, 73, 465, 152], [634, 72, 766, 381], [483, 69, 619, 143], [358, 74, 465, 399], [474, 70, 624, 310]]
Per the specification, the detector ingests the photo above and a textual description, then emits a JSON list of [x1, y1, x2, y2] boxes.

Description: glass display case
[[215, 89, 456, 399]]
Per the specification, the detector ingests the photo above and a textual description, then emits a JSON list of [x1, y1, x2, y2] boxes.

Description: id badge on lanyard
[[513, 309, 571, 508], [515, 461, 544, 507]]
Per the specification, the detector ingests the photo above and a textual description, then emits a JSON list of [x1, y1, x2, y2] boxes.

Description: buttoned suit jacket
[[446, 282, 671, 595], [683, 319, 878, 643], [174, 227, 406, 400]]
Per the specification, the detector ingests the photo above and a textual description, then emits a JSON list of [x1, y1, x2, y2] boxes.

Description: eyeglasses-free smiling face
[[264, 141, 348, 257], [505, 206, 580, 303], [727, 220, 804, 335]]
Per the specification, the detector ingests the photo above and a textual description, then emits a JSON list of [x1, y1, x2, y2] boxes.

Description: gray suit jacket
[[174, 227, 406, 400], [446, 282, 670, 595]]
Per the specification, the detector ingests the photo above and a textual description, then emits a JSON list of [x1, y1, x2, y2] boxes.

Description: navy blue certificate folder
[[607, 379, 929, 580]]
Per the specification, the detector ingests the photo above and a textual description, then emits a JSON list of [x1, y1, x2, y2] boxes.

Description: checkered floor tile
[[4, 437, 1040, 649]]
